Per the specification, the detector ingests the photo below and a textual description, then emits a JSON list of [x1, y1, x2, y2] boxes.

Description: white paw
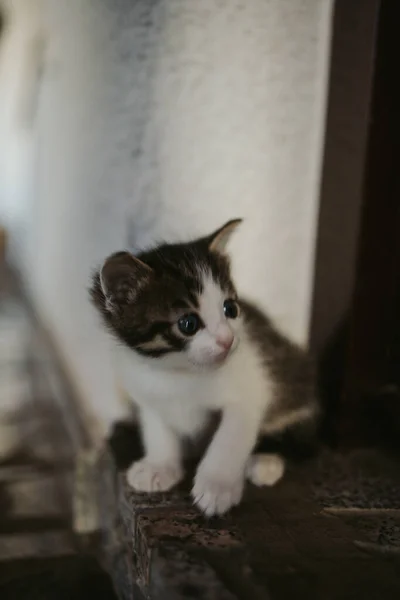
[[192, 469, 244, 516], [246, 453, 285, 487], [126, 459, 182, 493]]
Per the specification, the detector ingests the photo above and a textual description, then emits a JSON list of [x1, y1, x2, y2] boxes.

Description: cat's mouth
[[221, 343, 238, 362], [217, 336, 239, 361], [214, 348, 231, 364]]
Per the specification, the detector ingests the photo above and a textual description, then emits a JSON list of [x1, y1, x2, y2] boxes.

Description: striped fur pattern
[[90, 220, 318, 516]]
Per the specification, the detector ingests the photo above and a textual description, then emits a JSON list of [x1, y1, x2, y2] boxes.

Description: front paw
[[127, 459, 183, 493], [192, 468, 244, 517]]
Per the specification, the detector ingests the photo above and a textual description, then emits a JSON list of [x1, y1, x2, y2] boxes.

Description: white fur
[[115, 273, 278, 516], [185, 272, 237, 368]]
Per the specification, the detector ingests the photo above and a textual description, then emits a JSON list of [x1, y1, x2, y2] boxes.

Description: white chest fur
[[114, 333, 273, 438]]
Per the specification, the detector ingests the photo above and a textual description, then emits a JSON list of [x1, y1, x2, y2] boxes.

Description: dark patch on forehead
[[171, 298, 191, 311], [209, 255, 235, 295], [137, 238, 235, 297], [186, 289, 200, 309]]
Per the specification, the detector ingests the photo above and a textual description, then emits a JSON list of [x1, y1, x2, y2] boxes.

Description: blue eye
[[223, 299, 239, 319], [178, 313, 200, 336]]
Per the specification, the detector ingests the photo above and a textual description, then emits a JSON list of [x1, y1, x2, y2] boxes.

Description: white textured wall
[[0, 0, 44, 270], [0, 0, 333, 439]]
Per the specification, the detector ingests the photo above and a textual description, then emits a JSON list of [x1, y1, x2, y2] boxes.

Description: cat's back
[[240, 298, 318, 431]]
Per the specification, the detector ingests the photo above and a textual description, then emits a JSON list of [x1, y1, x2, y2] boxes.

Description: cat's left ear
[[208, 219, 242, 253]]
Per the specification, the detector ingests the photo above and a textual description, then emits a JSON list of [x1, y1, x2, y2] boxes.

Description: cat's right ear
[[100, 251, 152, 312], [208, 219, 242, 254]]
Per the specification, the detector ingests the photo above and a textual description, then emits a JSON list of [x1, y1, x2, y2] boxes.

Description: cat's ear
[[208, 219, 242, 253], [100, 251, 152, 311]]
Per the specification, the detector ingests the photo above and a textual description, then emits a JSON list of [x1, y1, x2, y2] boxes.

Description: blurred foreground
[[0, 262, 117, 599]]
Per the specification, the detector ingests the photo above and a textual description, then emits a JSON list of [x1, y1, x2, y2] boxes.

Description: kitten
[[90, 219, 318, 516]]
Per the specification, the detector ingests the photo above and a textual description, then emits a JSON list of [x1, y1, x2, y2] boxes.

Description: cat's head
[[90, 219, 243, 370]]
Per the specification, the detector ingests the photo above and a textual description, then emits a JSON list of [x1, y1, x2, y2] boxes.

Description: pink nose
[[216, 334, 234, 351]]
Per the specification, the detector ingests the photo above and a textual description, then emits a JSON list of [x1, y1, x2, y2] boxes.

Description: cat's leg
[[192, 405, 262, 516], [127, 405, 183, 493], [245, 453, 285, 487]]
